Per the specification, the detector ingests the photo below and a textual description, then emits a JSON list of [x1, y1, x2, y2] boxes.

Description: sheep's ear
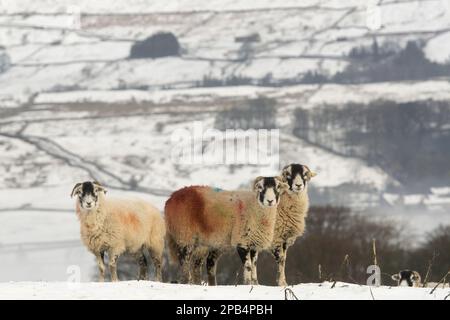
[[281, 165, 291, 179], [71, 183, 82, 198], [391, 274, 400, 281], [253, 176, 264, 192], [93, 181, 107, 194], [275, 176, 289, 192]]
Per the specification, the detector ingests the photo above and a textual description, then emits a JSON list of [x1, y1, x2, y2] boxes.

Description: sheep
[[165, 176, 289, 285], [391, 270, 449, 288], [196, 163, 316, 286], [391, 270, 422, 287], [71, 181, 165, 282], [270, 163, 316, 286]]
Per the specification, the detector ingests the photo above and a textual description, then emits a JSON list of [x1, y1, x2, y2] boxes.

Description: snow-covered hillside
[[0, 281, 448, 300], [1, 0, 450, 283], [1, 0, 450, 105]]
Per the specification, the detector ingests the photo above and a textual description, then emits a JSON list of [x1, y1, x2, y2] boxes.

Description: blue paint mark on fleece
[[213, 187, 223, 192]]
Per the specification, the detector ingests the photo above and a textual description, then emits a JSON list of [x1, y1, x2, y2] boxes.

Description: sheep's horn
[[391, 273, 400, 281], [275, 176, 290, 192], [274, 176, 284, 183], [253, 176, 265, 191], [70, 183, 82, 198], [93, 181, 107, 194], [281, 164, 291, 173], [303, 165, 317, 178]]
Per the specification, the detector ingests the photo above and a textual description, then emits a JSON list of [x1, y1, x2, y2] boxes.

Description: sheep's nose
[[86, 202, 92, 206], [295, 184, 302, 188], [267, 200, 274, 205]]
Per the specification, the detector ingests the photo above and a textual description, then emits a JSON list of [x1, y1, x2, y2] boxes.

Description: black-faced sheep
[[197, 163, 316, 286], [391, 270, 450, 288], [165, 176, 288, 285], [71, 181, 165, 282], [391, 270, 422, 287], [270, 163, 316, 286]]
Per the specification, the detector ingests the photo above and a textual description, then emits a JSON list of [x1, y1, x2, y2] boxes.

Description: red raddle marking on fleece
[[120, 212, 141, 230], [261, 217, 269, 227], [237, 199, 245, 214], [165, 186, 213, 236]]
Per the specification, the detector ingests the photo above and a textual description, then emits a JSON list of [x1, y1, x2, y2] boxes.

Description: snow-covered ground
[[1, 0, 449, 284], [0, 281, 448, 300]]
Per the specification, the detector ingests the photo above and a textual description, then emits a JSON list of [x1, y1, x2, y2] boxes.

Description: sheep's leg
[[108, 251, 120, 282], [237, 246, 252, 285], [178, 245, 193, 284], [135, 250, 148, 281], [250, 249, 259, 285], [206, 250, 221, 286], [272, 243, 288, 286], [149, 248, 163, 282], [96, 252, 106, 282], [191, 254, 205, 285]]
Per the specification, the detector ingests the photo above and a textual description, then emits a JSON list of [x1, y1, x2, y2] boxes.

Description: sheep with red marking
[[71, 181, 165, 282], [165, 176, 288, 284], [199, 163, 317, 286]]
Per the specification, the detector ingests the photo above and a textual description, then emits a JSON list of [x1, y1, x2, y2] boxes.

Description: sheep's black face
[[391, 270, 421, 287], [253, 177, 288, 207], [282, 164, 316, 193], [71, 181, 106, 210]]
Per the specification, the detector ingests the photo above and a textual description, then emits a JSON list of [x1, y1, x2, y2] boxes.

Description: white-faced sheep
[[71, 181, 165, 282], [165, 176, 289, 285], [199, 163, 316, 286]]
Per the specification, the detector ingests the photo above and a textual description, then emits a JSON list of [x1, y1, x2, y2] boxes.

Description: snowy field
[[1, 0, 449, 285], [0, 281, 448, 300]]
